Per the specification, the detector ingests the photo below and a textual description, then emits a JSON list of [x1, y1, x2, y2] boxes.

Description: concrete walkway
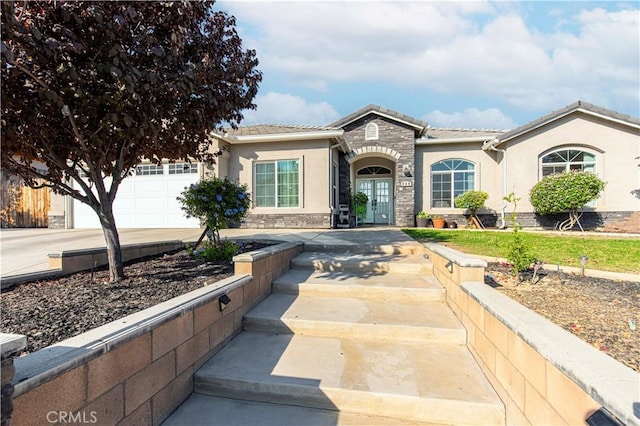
[[0, 227, 415, 278]]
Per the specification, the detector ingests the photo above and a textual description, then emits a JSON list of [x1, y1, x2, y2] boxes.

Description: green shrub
[[529, 171, 606, 231], [454, 190, 488, 215], [192, 240, 239, 262], [177, 177, 251, 244], [416, 211, 430, 219]]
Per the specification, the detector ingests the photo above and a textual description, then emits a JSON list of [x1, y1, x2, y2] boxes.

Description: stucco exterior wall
[[502, 113, 640, 212], [415, 143, 503, 215], [228, 140, 333, 219]]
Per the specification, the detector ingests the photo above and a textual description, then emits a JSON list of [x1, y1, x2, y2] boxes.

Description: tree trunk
[[98, 205, 125, 282]]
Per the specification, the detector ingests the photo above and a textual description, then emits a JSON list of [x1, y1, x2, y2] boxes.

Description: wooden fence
[[0, 171, 50, 228]]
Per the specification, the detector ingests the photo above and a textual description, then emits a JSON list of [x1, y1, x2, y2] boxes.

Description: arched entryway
[[353, 157, 395, 225]]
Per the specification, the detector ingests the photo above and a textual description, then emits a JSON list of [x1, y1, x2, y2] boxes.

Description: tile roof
[[223, 124, 341, 137], [329, 104, 428, 133], [424, 128, 507, 139]]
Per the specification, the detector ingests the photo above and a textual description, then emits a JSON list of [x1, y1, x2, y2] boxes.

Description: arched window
[[540, 148, 596, 177], [365, 122, 379, 140], [357, 166, 392, 176], [431, 159, 475, 208]]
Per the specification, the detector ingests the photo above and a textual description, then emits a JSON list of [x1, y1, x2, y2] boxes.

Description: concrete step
[[163, 394, 444, 426], [304, 241, 424, 256], [273, 269, 444, 303], [194, 331, 505, 426], [291, 252, 433, 275], [244, 293, 466, 344]]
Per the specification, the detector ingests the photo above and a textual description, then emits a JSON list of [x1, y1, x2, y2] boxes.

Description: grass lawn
[[403, 229, 640, 274]]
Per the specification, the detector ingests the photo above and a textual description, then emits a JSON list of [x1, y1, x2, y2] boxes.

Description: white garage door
[[73, 162, 201, 228]]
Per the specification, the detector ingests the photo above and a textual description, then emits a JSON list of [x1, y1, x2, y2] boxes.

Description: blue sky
[[218, 1, 639, 130]]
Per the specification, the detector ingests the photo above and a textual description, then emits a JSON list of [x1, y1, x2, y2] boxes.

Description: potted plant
[[432, 215, 446, 229], [351, 191, 369, 226], [416, 211, 430, 227]]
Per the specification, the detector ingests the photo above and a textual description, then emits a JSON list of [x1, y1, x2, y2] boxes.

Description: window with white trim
[[431, 159, 475, 208], [540, 148, 596, 177], [255, 160, 300, 207], [365, 122, 379, 140], [168, 162, 198, 174], [135, 164, 164, 175]]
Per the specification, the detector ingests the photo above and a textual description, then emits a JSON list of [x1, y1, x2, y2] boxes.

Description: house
[[54, 101, 640, 231]]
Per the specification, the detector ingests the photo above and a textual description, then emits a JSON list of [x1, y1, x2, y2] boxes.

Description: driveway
[[0, 228, 204, 277]]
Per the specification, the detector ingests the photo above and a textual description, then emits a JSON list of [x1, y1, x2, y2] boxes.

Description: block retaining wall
[[424, 243, 638, 426], [9, 241, 304, 426]]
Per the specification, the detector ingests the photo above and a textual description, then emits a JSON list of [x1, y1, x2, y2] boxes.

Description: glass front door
[[356, 178, 393, 224]]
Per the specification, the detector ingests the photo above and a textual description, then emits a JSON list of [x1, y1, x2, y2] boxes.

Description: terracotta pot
[[432, 218, 446, 229]]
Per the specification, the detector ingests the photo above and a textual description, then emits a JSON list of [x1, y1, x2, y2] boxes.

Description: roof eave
[[494, 106, 640, 146], [417, 135, 495, 145], [213, 129, 345, 144], [340, 110, 427, 133]]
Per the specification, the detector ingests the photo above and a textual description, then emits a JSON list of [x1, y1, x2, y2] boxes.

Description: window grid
[[255, 160, 299, 208], [541, 149, 596, 177], [430, 159, 475, 208], [135, 164, 164, 175], [168, 163, 198, 175]]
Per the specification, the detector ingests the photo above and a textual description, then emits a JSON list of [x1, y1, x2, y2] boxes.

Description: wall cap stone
[[233, 241, 302, 262], [462, 281, 640, 426], [424, 243, 487, 268], [13, 274, 252, 397], [47, 241, 183, 258], [0, 334, 27, 359]]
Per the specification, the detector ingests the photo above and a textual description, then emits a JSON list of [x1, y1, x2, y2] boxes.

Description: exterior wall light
[[219, 294, 231, 312]]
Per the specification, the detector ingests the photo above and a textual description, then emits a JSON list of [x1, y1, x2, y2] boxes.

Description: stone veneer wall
[[47, 215, 65, 229], [342, 116, 416, 227], [424, 244, 637, 426], [415, 211, 638, 232], [10, 242, 303, 426], [241, 213, 331, 229]]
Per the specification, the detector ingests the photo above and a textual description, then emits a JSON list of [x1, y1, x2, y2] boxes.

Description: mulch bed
[[2, 245, 638, 374], [0, 242, 271, 355], [486, 262, 639, 372]]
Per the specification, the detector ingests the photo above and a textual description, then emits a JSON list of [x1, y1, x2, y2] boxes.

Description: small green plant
[[503, 192, 536, 279], [351, 191, 369, 221], [416, 211, 430, 219], [455, 190, 488, 228], [192, 240, 239, 262], [529, 171, 606, 231]]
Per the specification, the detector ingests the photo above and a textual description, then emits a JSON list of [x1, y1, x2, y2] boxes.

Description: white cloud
[[241, 92, 340, 125], [425, 108, 517, 130], [223, 2, 639, 118]]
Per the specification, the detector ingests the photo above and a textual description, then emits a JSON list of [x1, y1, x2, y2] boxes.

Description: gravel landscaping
[[1, 245, 638, 374], [486, 262, 639, 372], [0, 242, 271, 354]]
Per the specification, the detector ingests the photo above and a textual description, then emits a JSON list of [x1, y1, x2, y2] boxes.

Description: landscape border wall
[[1, 240, 186, 290], [7, 241, 303, 426], [424, 243, 639, 426]]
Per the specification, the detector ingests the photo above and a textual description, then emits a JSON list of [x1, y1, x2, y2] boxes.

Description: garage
[[72, 162, 202, 228]]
